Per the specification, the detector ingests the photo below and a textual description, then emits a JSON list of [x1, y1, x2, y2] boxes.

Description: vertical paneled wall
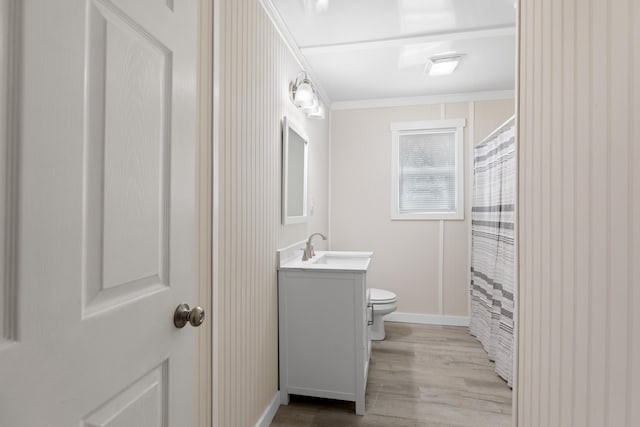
[[518, 0, 639, 426], [215, 0, 329, 425]]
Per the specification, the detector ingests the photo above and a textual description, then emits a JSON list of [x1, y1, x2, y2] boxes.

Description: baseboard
[[385, 312, 470, 327], [254, 391, 280, 427]]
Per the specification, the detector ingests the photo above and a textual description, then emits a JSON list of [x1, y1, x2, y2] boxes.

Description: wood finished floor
[[270, 322, 512, 427]]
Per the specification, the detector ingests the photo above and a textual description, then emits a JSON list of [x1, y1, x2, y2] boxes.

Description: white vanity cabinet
[[277, 250, 373, 415]]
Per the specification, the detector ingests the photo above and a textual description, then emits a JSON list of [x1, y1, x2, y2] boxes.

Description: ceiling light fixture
[[424, 55, 464, 76], [289, 71, 325, 120]]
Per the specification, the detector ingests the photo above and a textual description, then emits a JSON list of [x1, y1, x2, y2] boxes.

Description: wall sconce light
[[290, 71, 325, 120]]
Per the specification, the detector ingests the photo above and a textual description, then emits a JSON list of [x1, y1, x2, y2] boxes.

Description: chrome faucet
[[302, 232, 327, 261]]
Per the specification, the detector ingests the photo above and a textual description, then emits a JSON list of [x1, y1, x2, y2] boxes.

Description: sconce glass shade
[[290, 72, 315, 108], [293, 81, 314, 107], [300, 92, 319, 112], [289, 71, 325, 120], [307, 103, 325, 120]]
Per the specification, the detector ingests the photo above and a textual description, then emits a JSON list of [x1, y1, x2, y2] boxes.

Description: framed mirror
[[282, 116, 308, 225]]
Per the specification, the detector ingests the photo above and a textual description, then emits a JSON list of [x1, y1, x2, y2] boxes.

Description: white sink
[[279, 250, 373, 271], [311, 253, 370, 268]]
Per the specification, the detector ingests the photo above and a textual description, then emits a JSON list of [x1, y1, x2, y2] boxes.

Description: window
[[390, 120, 465, 220]]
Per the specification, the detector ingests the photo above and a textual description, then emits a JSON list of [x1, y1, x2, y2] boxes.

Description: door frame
[[194, 1, 523, 425], [196, 0, 214, 426], [512, 1, 522, 426]]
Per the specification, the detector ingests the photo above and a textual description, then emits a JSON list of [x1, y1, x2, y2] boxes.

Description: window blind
[[398, 132, 456, 213]]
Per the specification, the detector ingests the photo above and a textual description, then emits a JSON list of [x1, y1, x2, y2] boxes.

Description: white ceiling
[[268, 0, 517, 104]]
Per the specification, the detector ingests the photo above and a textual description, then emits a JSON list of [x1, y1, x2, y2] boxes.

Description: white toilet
[[368, 288, 398, 341]]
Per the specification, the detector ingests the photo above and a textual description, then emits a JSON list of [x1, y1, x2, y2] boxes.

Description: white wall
[[330, 100, 514, 319], [214, 0, 329, 425], [518, 0, 639, 426]]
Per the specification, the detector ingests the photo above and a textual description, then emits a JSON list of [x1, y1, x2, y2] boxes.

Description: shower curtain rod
[[477, 114, 516, 147]]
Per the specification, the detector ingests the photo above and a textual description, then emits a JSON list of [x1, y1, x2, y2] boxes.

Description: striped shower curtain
[[469, 122, 516, 386]]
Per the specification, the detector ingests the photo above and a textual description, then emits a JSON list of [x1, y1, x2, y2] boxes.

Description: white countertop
[[278, 250, 373, 272]]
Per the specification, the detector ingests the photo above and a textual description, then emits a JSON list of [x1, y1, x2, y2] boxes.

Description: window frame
[[390, 119, 466, 220]]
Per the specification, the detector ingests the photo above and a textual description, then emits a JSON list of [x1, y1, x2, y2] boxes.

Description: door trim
[[512, 1, 521, 426], [196, 0, 214, 425], [0, 0, 20, 347]]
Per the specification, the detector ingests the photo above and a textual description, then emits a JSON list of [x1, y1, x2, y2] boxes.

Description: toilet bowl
[[368, 288, 398, 341]]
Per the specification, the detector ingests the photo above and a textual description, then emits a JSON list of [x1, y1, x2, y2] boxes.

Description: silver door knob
[[174, 303, 205, 328]]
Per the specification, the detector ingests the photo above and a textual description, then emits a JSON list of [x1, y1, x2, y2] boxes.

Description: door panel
[[0, 0, 198, 425], [84, 0, 172, 315], [82, 362, 168, 427]]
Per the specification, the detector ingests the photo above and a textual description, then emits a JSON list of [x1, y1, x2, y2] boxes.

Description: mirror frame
[[282, 116, 309, 225]]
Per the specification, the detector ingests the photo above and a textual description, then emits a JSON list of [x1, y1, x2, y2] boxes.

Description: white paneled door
[[0, 0, 199, 426]]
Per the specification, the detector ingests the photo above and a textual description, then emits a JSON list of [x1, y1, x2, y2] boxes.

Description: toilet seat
[[369, 288, 397, 304]]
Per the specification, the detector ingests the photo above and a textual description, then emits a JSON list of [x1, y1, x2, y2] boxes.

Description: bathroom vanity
[[277, 246, 373, 415]]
